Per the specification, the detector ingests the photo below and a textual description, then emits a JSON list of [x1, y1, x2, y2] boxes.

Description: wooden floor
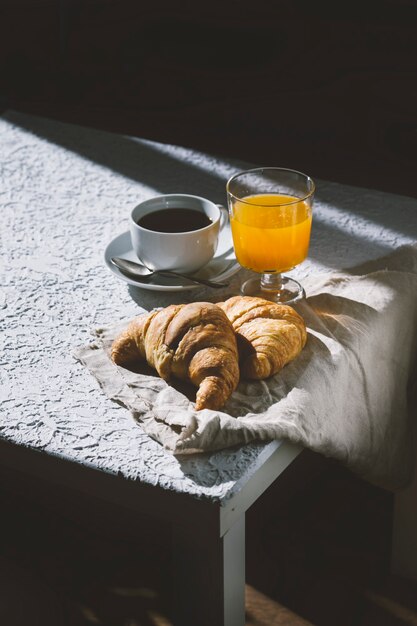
[[0, 453, 416, 626]]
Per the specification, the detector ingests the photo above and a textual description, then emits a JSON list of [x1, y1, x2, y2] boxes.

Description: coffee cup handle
[[217, 204, 229, 231]]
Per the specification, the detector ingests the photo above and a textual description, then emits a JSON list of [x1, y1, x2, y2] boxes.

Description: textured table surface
[[1, 110, 417, 502]]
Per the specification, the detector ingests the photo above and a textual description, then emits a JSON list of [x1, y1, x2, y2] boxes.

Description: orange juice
[[230, 193, 312, 273]]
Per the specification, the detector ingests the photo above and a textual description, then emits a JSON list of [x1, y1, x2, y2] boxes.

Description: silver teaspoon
[[110, 257, 229, 289]]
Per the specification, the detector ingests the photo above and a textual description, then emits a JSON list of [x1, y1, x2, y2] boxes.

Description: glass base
[[241, 274, 305, 305]]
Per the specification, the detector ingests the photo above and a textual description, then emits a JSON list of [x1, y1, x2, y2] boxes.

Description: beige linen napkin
[[73, 245, 417, 490]]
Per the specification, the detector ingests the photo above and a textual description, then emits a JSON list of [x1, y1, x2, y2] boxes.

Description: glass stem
[[260, 272, 283, 294]]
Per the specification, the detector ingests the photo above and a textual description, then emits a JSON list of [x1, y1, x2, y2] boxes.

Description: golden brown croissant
[[111, 302, 239, 411], [217, 295, 307, 380]]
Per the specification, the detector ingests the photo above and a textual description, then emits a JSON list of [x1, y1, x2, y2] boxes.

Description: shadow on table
[[342, 242, 417, 276], [3, 109, 246, 206], [5, 108, 411, 273], [316, 180, 417, 239], [309, 218, 393, 270]]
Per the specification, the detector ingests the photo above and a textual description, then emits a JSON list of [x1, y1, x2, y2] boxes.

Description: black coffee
[[137, 208, 212, 233]]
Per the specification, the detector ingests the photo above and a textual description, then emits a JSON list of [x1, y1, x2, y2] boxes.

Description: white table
[[1, 110, 417, 625]]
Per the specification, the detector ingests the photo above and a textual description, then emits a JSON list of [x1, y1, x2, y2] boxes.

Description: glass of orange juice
[[227, 167, 315, 304]]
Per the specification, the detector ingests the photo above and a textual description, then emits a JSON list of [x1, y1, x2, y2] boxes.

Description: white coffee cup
[[130, 194, 228, 273]]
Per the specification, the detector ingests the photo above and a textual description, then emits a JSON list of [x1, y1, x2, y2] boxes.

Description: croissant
[[217, 295, 307, 380], [111, 302, 240, 411]]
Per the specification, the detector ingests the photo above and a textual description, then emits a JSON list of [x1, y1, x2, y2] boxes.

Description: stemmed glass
[[227, 167, 315, 304]]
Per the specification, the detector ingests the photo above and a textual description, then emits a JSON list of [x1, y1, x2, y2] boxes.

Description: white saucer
[[104, 227, 240, 292]]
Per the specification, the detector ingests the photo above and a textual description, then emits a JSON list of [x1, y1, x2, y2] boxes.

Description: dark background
[[1, 0, 417, 197]]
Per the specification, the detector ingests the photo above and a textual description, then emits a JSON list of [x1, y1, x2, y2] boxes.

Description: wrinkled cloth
[[73, 245, 417, 490]]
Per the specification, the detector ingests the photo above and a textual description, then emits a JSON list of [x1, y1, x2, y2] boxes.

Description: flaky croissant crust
[[111, 302, 239, 411], [218, 295, 307, 380]]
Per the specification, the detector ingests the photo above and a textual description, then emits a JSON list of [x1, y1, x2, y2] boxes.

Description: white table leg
[[172, 514, 245, 626]]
